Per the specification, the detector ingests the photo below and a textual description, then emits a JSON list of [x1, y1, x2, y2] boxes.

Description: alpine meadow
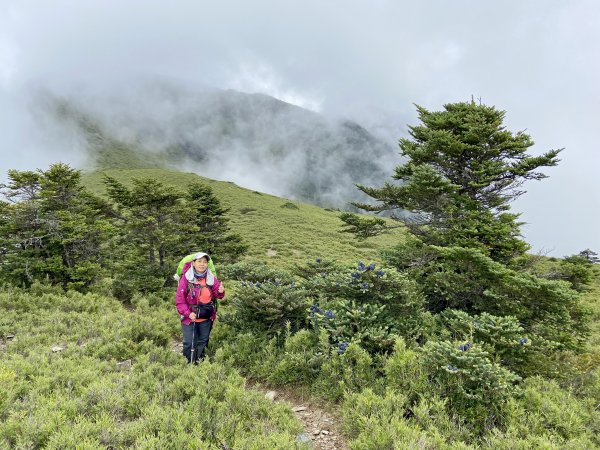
[[1, 99, 599, 450]]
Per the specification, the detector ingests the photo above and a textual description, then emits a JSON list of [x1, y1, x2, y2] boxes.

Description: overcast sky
[[1, 0, 598, 257]]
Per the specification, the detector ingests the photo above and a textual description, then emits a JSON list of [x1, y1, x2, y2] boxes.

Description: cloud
[[0, 0, 598, 256], [225, 62, 323, 112]]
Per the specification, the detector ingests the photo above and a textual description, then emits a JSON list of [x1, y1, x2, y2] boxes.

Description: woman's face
[[193, 257, 208, 272]]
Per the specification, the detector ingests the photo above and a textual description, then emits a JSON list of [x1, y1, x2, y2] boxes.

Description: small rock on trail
[[248, 383, 348, 450]]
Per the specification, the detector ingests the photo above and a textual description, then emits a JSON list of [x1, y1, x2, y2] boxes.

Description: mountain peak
[[45, 84, 400, 208]]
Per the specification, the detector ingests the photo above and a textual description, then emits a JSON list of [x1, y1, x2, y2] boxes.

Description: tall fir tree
[[341, 101, 588, 369], [103, 176, 246, 298], [0, 163, 114, 290], [179, 182, 247, 263], [344, 100, 561, 263]]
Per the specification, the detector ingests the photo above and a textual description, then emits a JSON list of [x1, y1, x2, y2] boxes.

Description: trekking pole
[[190, 320, 196, 363], [190, 305, 198, 363]]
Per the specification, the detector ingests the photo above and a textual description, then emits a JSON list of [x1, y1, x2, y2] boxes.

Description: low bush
[[220, 261, 296, 284], [228, 282, 308, 336], [437, 309, 534, 376], [303, 261, 432, 353], [280, 201, 299, 210], [268, 329, 328, 385], [421, 340, 521, 429], [313, 343, 378, 401], [383, 337, 428, 399], [0, 287, 307, 448], [342, 389, 471, 449]]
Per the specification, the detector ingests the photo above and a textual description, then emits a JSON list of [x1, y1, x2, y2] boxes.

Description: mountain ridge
[[44, 83, 400, 209]]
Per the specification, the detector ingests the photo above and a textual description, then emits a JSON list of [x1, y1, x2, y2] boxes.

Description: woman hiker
[[175, 252, 225, 363]]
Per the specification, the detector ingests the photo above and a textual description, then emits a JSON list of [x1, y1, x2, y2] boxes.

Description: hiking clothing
[[175, 261, 224, 326], [182, 319, 213, 363]]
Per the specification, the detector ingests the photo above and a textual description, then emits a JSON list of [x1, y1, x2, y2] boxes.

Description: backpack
[[174, 253, 217, 281]]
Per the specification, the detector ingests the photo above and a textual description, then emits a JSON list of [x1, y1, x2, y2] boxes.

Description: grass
[[582, 266, 600, 352], [83, 168, 406, 270], [0, 285, 305, 449], [4, 165, 600, 448]]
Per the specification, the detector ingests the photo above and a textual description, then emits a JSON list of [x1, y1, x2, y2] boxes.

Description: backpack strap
[[186, 280, 216, 308]]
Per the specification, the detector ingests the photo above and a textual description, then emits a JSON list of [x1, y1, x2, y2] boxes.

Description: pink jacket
[[175, 261, 225, 325]]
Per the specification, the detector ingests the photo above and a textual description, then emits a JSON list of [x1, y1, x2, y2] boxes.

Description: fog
[[1, 0, 598, 256]]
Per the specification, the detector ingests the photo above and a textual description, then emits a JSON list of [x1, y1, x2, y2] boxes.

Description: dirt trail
[[248, 382, 348, 450], [171, 341, 348, 449]]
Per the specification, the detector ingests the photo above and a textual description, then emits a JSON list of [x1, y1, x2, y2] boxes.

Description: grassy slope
[[0, 287, 304, 448], [83, 168, 405, 270], [583, 266, 600, 353], [83, 168, 600, 352]]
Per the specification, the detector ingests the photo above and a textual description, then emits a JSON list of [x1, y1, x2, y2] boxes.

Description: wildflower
[[338, 342, 349, 355], [351, 272, 360, 279], [519, 338, 529, 345], [357, 261, 366, 271], [368, 263, 376, 271], [310, 304, 319, 314], [324, 310, 335, 319], [274, 281, 281, 286], [316, 258, 321, 263], [248, 281, 254, 287], [360, 282, 369, 290], [458, 342, 472, 352], [241, 281, 246, 287], [447, 365, 459, 372], [255, 282, 262, 288], [375, 269, 385, 277], [320, 272, 327, 278]]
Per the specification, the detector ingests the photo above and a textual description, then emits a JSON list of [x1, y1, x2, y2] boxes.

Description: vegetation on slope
[[82, 168, 405, 270], [2, 99, 599, 449], [0, 285, 304, 449]]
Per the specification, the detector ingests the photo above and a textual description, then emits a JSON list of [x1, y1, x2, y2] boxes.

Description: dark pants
[[182, 320, 213, 363]]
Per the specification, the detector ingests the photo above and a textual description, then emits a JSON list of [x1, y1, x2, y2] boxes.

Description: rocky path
[[171, 341, 348, 449], [252, 384, 348, 450]]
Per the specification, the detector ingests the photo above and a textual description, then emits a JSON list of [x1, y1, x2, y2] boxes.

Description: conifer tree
[[103, 177, 246, 297], [103, 176, 182, 274], [179, 182, 247, 263], [341, 102, 588, 366], [344, 100, 561, 263], [0, 163, 114, 289]]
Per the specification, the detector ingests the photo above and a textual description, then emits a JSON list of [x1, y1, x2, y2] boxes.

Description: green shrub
[[311, 298, 398, 354], [314, 343, 377, 401], [0, 284, 306, 448], [437, 309, 533, 376], [293, 257, 342, 280], [342, 388, 408, 438], [304, 261, 431, 354], [385, 243, 590, 356], [343, 390, 471, 449], [384, 337, 428, 398], [213, 332, 279, 378], [515, 377, 596, 442], [268, 329, 329, 385], [422, 340, 521, 428], [228, 282, 308, 336], [556, 255, 595, 292], [220, 261, 296, 284], [280, 201, 299, 210]]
